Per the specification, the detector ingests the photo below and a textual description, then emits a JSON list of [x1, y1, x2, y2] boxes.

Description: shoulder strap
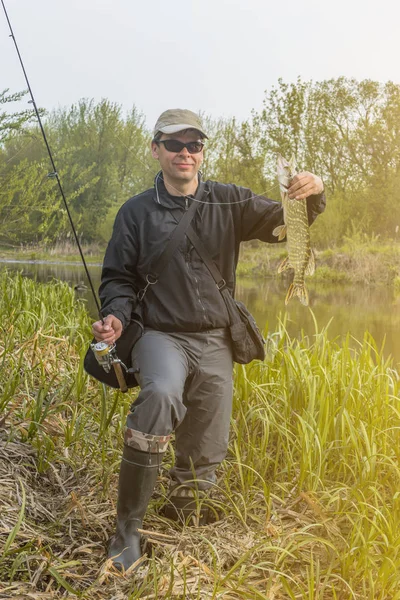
[[153, 199, 198, 277], [186, 226, 239, 322], [137, 198, 199, 301], [185, 225, 227, 291]]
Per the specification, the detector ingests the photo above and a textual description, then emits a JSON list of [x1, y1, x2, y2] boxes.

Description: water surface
[[2, 259, 399, 366]]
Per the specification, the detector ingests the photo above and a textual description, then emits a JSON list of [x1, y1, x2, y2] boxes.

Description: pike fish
[[273, 154, 315, 306]]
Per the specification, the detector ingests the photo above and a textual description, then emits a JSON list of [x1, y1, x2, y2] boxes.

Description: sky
[[1, 0, 400, 131]]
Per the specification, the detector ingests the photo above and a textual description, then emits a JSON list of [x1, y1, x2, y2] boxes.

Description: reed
[[1, 271, 399, 599]]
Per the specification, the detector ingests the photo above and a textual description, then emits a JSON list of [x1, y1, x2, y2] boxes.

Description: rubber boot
[[108, 444, 162, 572], [163, 485, 219, 526]]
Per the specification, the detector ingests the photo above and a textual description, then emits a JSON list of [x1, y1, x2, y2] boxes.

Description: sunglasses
[[155, 139, 204, 154]]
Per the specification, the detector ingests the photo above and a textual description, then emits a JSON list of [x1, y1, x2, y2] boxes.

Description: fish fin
[[299, 285, 309, 306], [285, 283, 309, 306], [289, 154, 297, 172], [273, 224, 287, 241], [278, 256, 292, 273], [305, 249, 315, 276], [285, 283, 295, 304]]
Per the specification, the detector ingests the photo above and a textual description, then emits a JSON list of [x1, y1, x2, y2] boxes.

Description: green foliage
[[0, 159, 60, 243], [0, 97, 156, 244], [47, 99, 156, 239], [202, 115, 270, 193], [0, 89, 37, 144], [203, 77, 400, 243], [2, 77, 400, 246], [310, 265, 350, 283], [252, 77, 400, 240]]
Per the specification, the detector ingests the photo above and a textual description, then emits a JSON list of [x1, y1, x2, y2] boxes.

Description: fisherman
[[92, 108, 325, 571]]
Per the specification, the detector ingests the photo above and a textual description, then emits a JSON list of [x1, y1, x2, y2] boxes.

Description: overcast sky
[[1, 0, 400, 131]]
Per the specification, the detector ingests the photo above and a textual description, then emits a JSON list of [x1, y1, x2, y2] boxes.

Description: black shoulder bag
[[186, 226, 265, 364], [84, 199, 199, 388]]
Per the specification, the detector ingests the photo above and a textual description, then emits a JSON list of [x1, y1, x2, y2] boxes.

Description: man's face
[[151, 129, 204, 189]]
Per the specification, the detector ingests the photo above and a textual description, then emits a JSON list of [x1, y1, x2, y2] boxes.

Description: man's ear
[[151, 141, 159, 159]]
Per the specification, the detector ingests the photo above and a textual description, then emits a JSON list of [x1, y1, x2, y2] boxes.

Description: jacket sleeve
[[238, 185, 326, 243], [98, 204, 139, 330]]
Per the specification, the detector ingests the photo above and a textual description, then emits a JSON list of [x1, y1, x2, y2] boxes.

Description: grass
[[1, 271, 400, 598]]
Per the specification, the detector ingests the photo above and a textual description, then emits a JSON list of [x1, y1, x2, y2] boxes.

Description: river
[[2, 259, 400, 367]]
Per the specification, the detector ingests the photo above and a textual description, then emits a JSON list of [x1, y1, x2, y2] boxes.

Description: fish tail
[[285, 282, 309, 306]]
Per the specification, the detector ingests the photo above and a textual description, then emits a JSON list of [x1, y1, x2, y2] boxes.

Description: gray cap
[[153, 108, 208, 139]]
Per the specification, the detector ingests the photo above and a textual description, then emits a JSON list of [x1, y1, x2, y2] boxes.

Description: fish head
[[277, 154, 297, 194]]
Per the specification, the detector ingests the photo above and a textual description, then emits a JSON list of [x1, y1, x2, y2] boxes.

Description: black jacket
[[99, 175, 326, 332]]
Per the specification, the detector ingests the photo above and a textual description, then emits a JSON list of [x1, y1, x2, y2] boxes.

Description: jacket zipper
[[184, 197, 208, 324]]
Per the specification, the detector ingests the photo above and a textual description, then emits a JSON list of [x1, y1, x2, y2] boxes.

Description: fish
[[273, 154, 315, 306]]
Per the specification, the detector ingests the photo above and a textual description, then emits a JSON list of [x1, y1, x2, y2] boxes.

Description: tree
[[0, 98, 156, 244], [249, 77, 400, 240], [0, 89, 36, 145]]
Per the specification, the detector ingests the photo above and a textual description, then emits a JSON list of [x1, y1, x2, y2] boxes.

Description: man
[[92, 108, 325, 571]]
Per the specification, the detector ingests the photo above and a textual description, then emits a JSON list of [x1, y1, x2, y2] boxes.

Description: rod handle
[[112, 362, 128, 393]]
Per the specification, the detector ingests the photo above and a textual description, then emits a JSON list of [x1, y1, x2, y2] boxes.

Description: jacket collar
[[153, 171, 207, 209]]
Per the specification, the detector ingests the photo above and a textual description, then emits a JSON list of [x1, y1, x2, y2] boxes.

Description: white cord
[[117, 134, 281, 207]]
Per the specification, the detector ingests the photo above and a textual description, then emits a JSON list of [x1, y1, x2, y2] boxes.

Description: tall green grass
[[1, 271, 399, 599], [231, 319, 400, 598]]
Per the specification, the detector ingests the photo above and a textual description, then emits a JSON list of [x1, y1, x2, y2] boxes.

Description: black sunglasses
[[155, 139, 204, 154]]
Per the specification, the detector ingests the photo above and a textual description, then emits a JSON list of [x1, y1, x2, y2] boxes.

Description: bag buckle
[[217, 278, 226, 290], [137, 273, 158, 301]]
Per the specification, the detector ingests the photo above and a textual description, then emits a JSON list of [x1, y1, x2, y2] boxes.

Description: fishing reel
[[91, 341, 128, 392]]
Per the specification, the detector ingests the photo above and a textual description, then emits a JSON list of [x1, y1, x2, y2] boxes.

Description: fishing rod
[[1, 0, 128, 392]]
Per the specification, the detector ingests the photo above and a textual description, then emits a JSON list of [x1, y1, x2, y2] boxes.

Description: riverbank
[[238, 240, 400, 286], [1, 239, 400, 287], [0, 241, 104, 265]]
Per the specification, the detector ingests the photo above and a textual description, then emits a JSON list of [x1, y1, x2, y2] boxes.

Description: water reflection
[[237, 279, 400, 365], [2, 260, 399, 366]]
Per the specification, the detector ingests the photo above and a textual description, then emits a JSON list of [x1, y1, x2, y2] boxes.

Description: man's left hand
[[287, 172, 324, 201]]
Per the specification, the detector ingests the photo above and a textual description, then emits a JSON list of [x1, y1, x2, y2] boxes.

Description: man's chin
[[172, 171, 197, 181]]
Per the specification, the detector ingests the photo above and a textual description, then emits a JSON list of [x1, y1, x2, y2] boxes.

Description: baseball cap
[[153, 109, 208, 139]]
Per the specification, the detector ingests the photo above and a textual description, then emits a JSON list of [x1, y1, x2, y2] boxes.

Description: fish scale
[[274, 154, 315, 306]]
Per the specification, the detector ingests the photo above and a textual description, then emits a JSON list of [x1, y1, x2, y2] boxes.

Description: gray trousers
[[126, 328, 233, 489]]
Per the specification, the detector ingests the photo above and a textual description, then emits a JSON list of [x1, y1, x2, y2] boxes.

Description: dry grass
[[0, 436, 350, 599]]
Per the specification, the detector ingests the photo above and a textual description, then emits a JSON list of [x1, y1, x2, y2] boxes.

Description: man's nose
[[178, 145, 190, 156]]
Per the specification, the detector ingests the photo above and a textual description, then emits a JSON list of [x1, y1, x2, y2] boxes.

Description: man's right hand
[[92, 314, 123, 344]]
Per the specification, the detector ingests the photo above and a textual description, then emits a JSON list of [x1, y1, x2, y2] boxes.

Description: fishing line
[[154, 170, 281, 206], [1, 0, 103, 320], [114, 133, 281, 204], [1, 135, 39, 169]]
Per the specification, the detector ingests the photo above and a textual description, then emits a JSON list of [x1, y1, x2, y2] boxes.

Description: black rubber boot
[[163, 485, 219, 526], [108, 445, 161, 572]]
